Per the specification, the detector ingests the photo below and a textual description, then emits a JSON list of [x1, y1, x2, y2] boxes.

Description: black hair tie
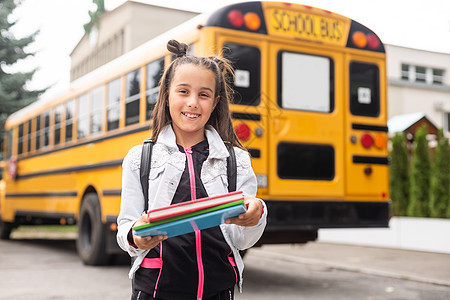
[[177, 50, 186, 57]]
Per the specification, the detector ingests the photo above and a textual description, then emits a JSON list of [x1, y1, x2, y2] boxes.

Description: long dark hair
[[151, 39, 244, 150]]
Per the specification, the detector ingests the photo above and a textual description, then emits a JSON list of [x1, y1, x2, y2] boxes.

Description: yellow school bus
[[0, 1, 389, 264]]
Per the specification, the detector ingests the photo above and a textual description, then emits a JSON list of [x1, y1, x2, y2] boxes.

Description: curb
[[250, 248, 450, 287]]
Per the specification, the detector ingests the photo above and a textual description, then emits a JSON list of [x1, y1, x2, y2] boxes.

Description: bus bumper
[[256, 200, 390, 246]]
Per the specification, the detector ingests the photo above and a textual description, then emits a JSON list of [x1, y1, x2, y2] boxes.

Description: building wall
[[385, 44, 450, 133], [70, 1, 198, 81]]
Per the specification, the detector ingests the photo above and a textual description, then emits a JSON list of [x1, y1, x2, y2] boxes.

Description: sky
[[8, 0, 450, 99]]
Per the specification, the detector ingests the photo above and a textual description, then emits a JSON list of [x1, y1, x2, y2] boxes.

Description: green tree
[[83, 0, 105, 34], [407, 125, 431, 217], [389, 132, 410, 216], [0, 0, 45, 160], [429, 129, 450, 218]]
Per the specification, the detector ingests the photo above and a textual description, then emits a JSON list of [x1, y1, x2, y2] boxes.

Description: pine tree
[[407, 125, 431, 217], [389, 132, 410, 216], [0, 0, 45, 160], [429, 129, 450, 218]]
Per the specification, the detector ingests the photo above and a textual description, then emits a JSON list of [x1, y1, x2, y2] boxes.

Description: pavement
[[249, 242, 450, 287]]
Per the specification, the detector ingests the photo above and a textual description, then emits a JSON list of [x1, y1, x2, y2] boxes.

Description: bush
[[429, 129, 450, 218], [407, 125, 431, 217], [389, 133, 409, 216]]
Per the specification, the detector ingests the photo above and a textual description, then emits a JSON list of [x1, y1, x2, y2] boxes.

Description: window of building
[[90, 86, 103, 135], [125, 68, 141, 126], [415, 66, 426, 83], [401, 64, 409, 81], [77, 94, 89, 139], [401, 64, 444, 85], [433, 69, 444, 85], [66, 99, 75, 142], [146, 58, 164, 120], [444, 112, 450, 134], [107, 78, 121, 131]]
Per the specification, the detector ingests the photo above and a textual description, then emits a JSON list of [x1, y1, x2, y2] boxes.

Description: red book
[[147, 191, 244, 222]]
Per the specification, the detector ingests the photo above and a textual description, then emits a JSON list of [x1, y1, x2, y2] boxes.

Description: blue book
[[133, 203, 246, 238]]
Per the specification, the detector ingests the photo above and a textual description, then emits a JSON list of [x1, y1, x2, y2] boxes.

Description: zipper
[[185, 147, 204, 300], [185, 148, 196, 200], [153, 242, 163, 298]]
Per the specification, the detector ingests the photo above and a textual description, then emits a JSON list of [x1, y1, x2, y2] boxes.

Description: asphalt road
[[1, 236, 450, 299]]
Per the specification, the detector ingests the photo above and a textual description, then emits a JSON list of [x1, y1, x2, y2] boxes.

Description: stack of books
[[132, 191, 246, 238]]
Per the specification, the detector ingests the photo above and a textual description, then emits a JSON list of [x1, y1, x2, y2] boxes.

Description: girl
[[117, 40, 267, 300]]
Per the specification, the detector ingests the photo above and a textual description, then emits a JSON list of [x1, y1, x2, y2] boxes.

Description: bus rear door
[[267, 42, 345, 201]]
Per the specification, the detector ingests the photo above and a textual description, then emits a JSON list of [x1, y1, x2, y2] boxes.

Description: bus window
[[91, 86, 103, 135], [27, 119, 32, 152], [35, 115, 41, 150], [77, 94, 89, 139], [125, 68, 141, 126], [18, 123, 24, 155], [146, 58, 164, 120], [223, 43, 261, 106], [278, 51, 334, 113], [65, 100, 75, 142], [43, 111, 51, 147], [277, 142, 335, 180], [350, 62, 380, 117], [107, 78, 121, 131], [7, 129, 12, 159], [54, 105, 63, 145]]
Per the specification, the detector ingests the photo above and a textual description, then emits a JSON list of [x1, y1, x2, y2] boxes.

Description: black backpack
[[139, 139, 237, 212]]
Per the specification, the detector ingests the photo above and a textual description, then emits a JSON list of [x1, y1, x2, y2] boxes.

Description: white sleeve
[[116, 145, 147, 256], [227, 148, 267, 250]]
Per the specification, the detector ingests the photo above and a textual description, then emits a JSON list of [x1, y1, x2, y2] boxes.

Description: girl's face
[[168, 63, 218, 147]]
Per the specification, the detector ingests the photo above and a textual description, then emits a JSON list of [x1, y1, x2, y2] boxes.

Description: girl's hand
[[225, 196, 263, 227], [132, 214, 167, 250]]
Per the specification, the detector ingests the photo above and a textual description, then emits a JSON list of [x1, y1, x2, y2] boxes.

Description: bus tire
[[0, 219, 13, 240], [76, 193, 109, 265]]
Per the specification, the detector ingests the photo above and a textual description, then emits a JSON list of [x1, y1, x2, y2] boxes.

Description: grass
[[11, 225, 78, 239]]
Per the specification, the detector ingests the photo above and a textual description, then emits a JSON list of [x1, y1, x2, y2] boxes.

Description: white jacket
[[117, 124, 267, 290]]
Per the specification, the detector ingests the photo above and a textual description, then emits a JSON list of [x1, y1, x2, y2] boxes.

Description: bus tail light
[[374, 133, 387, 149], [228, 10, 244, 28], [235, 123, 251, 141], [361, 133, 373, 148], [8, 157, 17, 180]]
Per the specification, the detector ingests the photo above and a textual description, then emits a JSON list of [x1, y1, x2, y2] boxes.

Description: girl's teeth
[[184, 112, 199, 118]]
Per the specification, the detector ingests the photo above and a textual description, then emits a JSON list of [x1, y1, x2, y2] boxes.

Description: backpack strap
[[139, 138, 154, 213], [225, 142, 237, 192]]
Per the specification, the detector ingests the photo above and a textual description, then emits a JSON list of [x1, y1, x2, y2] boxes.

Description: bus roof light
[[361, 133, 374, 148], [235, 123, 251, 141], [244, 12, 261, 31], [352, 31, 367, 48], [228, 9, 244, 28]]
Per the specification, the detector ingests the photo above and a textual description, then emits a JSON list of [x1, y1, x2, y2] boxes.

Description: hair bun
[[167, 39, 189, 58]]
